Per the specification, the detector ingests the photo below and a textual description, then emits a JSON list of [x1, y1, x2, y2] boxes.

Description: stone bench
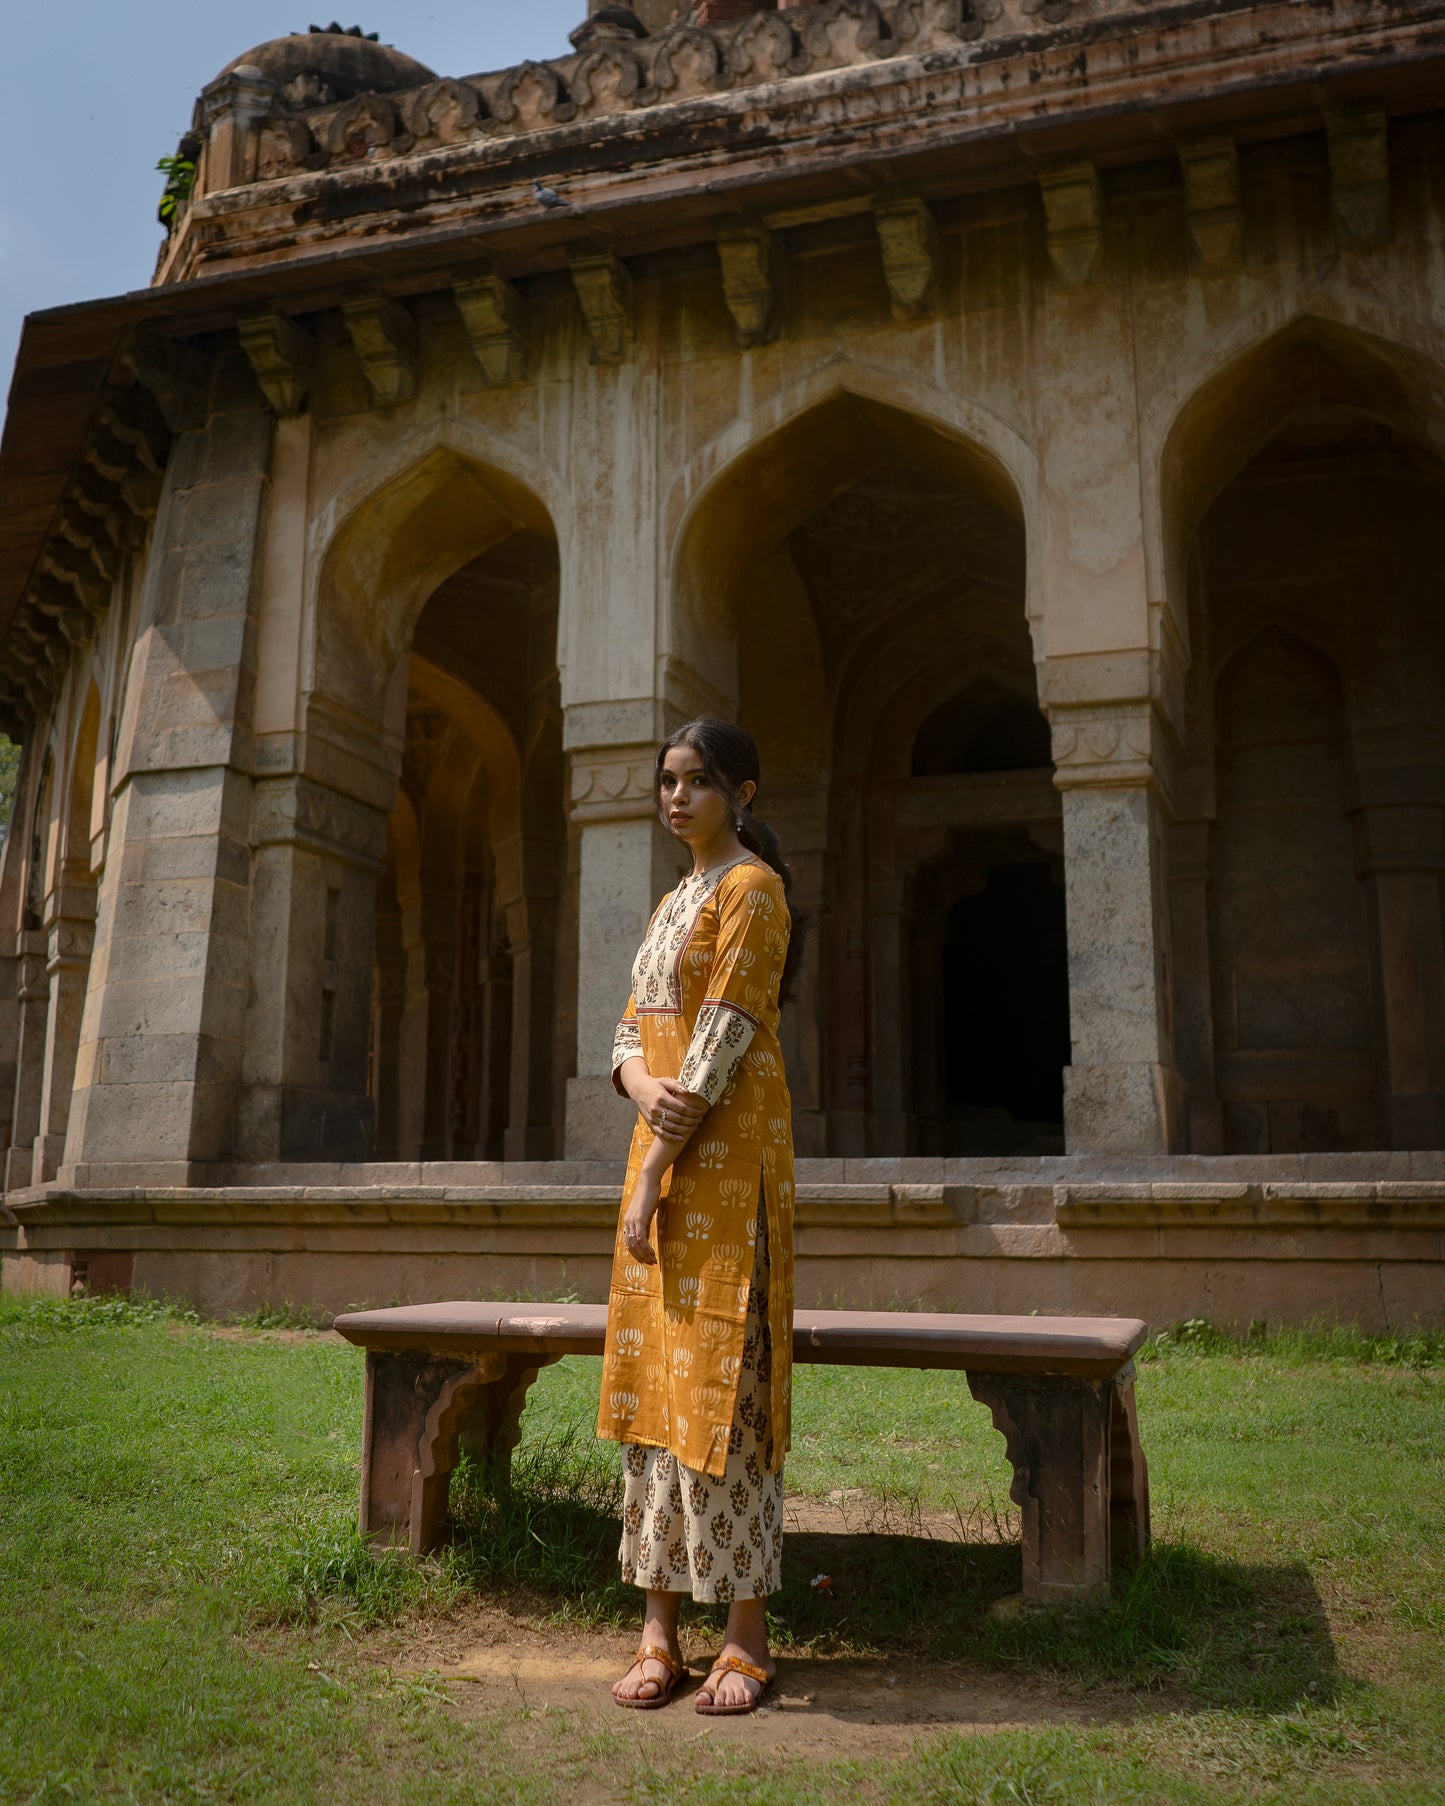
[[332, 1302, 1151, 1605]]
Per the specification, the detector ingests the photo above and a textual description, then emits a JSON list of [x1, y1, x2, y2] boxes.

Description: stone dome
[[215, 29, 436, 110]]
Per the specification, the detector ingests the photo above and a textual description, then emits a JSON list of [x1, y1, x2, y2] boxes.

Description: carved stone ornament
[[1328, 107, 1391, 250], [716, 217, 781, 348], [802, 0, 890, 70], [237, 312, 317, 416], [572, 45, 645, 116], [728, 14, 810, 84], [1179, 135, 1241, 273], [569, 248, 634, 363], [492, 61, 575, 130], [1049, 705, 1163, 792], [893, 0, 1002, 51], [341, 293, 419, 404], [1039, 158, 1102, 286], [569, 749, 658, 823], [874, 193, 941, 319], [454, 270, 530, 386], [255, 115, 315, 180], [404, 78, 485, 145], [646, 26, 725, 101], [1020, 0, 1075, 22], [326, 93, 401, 160]]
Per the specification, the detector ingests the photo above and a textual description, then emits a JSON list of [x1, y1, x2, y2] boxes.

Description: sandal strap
[[634, 1643, 685, 1680], [703, 1654, 771, 1687]]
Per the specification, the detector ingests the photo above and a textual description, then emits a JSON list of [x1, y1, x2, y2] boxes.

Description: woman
[[596, 717, 799, 1716]]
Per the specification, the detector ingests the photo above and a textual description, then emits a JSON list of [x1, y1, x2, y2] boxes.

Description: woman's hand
[[621, 1167, 664, 1265], [618, 1060, 707, 1143]]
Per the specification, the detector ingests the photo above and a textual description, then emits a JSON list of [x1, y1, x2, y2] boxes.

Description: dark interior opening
[[941, 861, 1070, 1154], [912, 681, 1054, 776]]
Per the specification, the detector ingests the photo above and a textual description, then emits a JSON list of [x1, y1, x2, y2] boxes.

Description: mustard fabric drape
[[597, 855, 795, 1479]]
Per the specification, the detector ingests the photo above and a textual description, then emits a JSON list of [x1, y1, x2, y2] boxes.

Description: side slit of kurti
[[619, 1189, 784, 1601]]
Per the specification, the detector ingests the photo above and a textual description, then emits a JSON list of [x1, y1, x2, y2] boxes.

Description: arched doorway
[[1169, 357, 1445, 1152], [672, 391, 1057, 1155], [370, 526, 564, 1162]]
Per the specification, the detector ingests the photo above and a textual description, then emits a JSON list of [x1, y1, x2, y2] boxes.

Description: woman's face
[[658, 743, 753, 849]]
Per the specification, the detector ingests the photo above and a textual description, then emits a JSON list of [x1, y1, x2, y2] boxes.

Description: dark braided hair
[[655, 717, 805, 1000]]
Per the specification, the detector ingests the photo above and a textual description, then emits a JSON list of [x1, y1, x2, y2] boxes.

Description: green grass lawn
[[0, 1292, 1441, 1805]]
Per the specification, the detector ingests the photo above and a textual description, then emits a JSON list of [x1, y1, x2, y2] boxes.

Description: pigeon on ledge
[[533, 179, 566, 210]]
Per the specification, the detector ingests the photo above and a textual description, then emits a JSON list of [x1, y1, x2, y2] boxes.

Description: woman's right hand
[[618, 1059, 707, 1141]]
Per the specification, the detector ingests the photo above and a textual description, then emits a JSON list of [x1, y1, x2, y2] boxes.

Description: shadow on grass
[[360, 1430, 1340, 1716], [279, 1430, 1338, 1718]]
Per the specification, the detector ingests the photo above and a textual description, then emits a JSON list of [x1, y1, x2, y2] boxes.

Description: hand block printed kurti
[[597, 855, 795, 1480]]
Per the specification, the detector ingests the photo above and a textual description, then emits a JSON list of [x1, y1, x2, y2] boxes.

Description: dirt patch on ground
[[391, 1604, 1145, 1758]]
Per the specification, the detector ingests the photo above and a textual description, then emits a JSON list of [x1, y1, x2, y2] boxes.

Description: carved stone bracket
[[1179, 135, 1241, 273], [569, 746, 660, 824], [716, 217, 782, 348], [968, 1366, 1148, 1602], [1328, 105, 1391, 249], [341, 293, 419, 404], [118, 333, 214, 434], [238, 312, 317, 416], [454, 270, 531, 385], [569, 248, 634, 364], [1039, 159, 1102, 286], [874, 193, 941, 320]]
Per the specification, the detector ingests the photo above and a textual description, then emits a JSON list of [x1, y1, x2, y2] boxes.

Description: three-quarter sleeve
[[677, 868, 788, 1107], [611, 993, 642, 1096]]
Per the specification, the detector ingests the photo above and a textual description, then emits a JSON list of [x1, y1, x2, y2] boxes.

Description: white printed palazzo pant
[[618, 1210, 784, 1602]]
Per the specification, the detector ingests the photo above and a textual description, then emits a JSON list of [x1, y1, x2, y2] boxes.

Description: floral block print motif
[[599, 857, 795, 1479], [619, 1212, 783, 1601]]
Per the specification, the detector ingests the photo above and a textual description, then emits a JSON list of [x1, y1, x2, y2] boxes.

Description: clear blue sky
[[2, 2, 583, 394]]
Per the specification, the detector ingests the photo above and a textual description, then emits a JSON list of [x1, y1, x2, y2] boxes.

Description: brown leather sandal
[[694, 1653, 774, 1715], [613, 1642, 687, 1710]]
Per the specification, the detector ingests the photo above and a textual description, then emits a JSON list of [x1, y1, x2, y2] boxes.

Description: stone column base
[[1064, 1061, 1185, 1154], [564, 1074, 633, 1162]]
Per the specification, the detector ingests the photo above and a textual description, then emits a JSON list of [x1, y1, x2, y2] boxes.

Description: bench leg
[[968, 1371, 1117, 1604], [359, 1350, 558, 1554], [1108, 1369, 1151, 1568]]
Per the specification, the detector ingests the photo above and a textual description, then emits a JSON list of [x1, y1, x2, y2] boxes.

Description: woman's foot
[[613, 1590, 684, 1706], [612, 1643, 685, 1707], [695, 1639, 775, 1712]]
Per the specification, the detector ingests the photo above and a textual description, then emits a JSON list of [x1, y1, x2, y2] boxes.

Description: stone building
[[1, 0, 1442, 1324]]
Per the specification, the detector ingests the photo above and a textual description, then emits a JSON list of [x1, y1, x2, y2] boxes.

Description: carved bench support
[[967, 1365, 1149, 1603], [359, 1349, 556, 1553]]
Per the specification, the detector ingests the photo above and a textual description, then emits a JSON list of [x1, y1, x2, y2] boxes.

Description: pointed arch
[[667, 366, 1034, 697], [1151, 311, 1445, 635]]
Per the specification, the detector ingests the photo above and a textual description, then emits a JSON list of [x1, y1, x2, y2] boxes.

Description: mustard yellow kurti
[[596, 855, 795, 1479]]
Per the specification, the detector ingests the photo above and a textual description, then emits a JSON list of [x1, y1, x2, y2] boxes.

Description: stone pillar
[[237, 775, 389, 1162], [31, 866, 97, 1183], [564, 743, 679, 1160], [1052, 703, 1184, 1153], [1354, 802, 1445, 1149], [3, 933, 50, 1192], [1166, 820, 1223, 1154], [64, 356, 270, 1181], [502, 866, 559, 1162]]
